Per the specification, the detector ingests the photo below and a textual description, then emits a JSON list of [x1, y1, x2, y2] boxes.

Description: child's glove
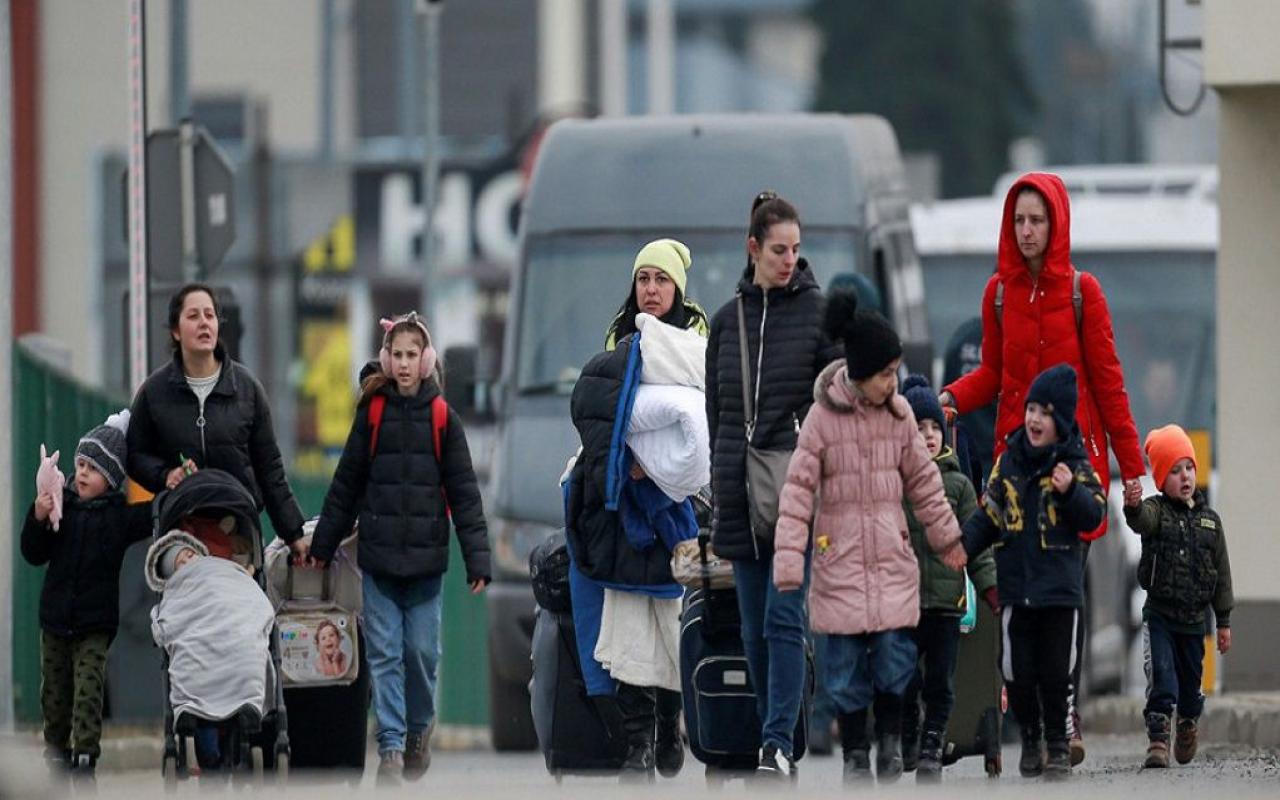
[[36, 444, 65, 531], [983, 586, 1000, 615]]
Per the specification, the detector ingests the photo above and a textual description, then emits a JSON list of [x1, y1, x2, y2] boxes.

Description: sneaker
[[1069, 710, 1085, 766], [915, 730, 943, 783], [875, 734, 903, 783], [377, 751, 404, 788], [404, 726, 433, 781], [842, 748, 872, 785], [1019, 725, 1045, 778], [69, 753, 97, 789], [43, 747, 71, 780], [1174, 717, 1199, 764], [757, 744, 798, 782], [1044, 742, 1071, 781]]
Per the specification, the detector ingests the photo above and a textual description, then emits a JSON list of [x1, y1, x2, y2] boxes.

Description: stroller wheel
[[275, 753, 289, 786], [162, 754, 179, 793]]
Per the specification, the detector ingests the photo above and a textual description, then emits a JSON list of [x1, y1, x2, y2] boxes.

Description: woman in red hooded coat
[[939, 173, 1146, 766]]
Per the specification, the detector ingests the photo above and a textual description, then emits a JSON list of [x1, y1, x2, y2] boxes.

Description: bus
[[910, 164, 1219, 696], [484, 114, 929, 749]]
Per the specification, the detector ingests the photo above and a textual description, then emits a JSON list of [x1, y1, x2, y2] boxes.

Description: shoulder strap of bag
[[736, 295, 757, 443], [367, 395, 386, 457], [994, 270, 1083, 329]]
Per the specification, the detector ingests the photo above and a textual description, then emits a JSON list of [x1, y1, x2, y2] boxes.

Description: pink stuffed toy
[[36, 444, 66, 531]]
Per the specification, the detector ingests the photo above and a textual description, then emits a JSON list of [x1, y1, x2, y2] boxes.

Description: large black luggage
[[941, 605, 1003, 776], [529, 605, 628, 778], [679, 535, 811, 781]]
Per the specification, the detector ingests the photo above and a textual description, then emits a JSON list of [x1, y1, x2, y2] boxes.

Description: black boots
[[1044, 738, 1072, 780], [872, 693, 903, 783], [839, 709, 872, 785], [617, 684, 657, 783], [1019, 722, 1045, 778], [915, 728, 944, 782], [654, 689, 684, 778]]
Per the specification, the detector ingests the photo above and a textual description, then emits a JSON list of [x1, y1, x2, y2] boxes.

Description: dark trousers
[[1000, 607, 1078, 745], [1142, 612, 1205, 720], [615, 684, 681, 747], [40, 630, 111, 759], [903, 611, 961, 741], [1068, 541, 1090, 731]]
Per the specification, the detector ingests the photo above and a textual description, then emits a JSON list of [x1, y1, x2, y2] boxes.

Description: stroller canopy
[[153, 469, 263, 569]]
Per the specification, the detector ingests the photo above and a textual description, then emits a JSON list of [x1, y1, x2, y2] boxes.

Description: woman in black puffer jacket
[[705, 192, 840, 775], [127, 284, 306, 552]]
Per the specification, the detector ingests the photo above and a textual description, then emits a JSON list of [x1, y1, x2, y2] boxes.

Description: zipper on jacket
[[749, 293, 769, 563]]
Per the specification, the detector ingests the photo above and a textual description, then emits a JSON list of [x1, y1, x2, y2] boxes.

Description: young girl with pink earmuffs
[[308, 312, 491, 786]]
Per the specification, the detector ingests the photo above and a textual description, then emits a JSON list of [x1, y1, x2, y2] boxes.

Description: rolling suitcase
[[941, 604, 1004, 776], [529, 605, 628, 778], [680, 533, 811, 783]]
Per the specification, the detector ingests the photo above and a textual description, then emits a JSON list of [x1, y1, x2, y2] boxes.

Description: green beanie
[[632, 238, 692, 296]]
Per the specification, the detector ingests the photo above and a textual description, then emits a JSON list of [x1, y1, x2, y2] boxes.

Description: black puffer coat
[[705, 259, 840, 561], [20, 490, 152, 637], [567, 338, 675, 586], [310, 379, 490, 582], [127, 345, 306, 543]]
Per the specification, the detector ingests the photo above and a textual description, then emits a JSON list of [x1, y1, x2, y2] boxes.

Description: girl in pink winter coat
[[773, 290, 967, 785]]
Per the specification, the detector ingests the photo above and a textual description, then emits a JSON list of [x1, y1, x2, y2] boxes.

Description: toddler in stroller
[[146, 469, 289, 783]]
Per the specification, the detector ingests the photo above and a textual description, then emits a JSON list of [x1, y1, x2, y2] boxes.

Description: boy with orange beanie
[[1123, 424, 1232, 770]]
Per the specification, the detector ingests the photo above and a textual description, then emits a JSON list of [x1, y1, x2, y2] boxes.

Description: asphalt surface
[[3, 733, 1277, 798]]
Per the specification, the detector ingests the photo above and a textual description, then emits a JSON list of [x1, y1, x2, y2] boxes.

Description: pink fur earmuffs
[[378, 312, 437, 380]]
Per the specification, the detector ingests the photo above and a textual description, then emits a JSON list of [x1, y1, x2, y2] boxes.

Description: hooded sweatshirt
[[942, 173, 1144, 538]]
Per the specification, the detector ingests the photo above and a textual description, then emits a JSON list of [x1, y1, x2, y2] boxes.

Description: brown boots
[[1174, 716, 1199, 764], [1144, 712, 1170, 769]]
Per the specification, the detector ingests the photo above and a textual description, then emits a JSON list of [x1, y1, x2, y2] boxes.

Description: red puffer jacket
[[943, 173, 1144, 539]]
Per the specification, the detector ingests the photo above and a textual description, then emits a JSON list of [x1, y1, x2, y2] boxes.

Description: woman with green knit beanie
[[604, 238, 709, 351]]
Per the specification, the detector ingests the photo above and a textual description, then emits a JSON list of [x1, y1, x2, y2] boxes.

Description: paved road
[[5, 733, 1279, 798]]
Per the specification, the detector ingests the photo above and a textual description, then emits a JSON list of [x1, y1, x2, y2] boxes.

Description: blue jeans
[[733, 556, 809, 756], [363, 573, 444, 754], [823, 629, 918, 715], [1143, 612, 1205, 720]]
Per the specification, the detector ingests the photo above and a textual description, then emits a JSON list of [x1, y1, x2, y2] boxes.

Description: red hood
[[998, 172, 1073, 282]]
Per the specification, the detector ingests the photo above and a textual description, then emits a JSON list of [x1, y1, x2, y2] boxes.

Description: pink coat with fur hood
[[773, 360, 962, 635]]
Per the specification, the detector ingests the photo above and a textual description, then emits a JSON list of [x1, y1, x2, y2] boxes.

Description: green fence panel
[[11, 343, 126, 723]]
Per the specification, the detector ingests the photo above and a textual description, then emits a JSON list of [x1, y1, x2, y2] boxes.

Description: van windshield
[[517, 230, 858, 394], [921, 250, 1217, 437]]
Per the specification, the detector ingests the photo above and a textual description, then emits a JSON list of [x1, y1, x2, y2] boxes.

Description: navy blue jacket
[[961, 427, 1106, 609]]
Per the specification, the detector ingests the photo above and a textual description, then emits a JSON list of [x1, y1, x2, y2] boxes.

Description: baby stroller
[[151, 469, 290, 789]]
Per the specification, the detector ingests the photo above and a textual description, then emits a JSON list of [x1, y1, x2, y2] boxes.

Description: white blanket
[[636, 313, 706, 390], [151, 557, 275, 721], [593, 589, 682, 691], [628, 384, 710, 502]]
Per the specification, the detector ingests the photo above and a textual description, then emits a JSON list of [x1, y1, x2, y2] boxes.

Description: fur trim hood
[[813, 358, 909, 420], [145, 530, 210, 592]]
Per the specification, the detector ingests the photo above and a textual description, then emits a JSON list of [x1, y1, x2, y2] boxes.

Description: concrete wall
[[1206, 0, 1280, 690]]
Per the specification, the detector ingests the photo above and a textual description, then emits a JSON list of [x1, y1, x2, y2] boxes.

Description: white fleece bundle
[[627, 385, 710, 502], [635, 313, 705, 390]]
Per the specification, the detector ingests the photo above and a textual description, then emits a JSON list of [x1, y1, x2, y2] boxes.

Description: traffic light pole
[[419, 0, 442, 322], [127, 0, 150, 390]]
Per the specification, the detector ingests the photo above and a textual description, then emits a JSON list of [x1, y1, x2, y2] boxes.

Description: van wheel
[[489, 657, 537, 751]]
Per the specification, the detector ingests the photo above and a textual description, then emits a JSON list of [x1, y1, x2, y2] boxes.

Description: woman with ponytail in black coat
[[704, 192, 841, 778]]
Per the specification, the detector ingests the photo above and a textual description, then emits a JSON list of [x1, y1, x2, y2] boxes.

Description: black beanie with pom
[[823, 289, 903, 381]]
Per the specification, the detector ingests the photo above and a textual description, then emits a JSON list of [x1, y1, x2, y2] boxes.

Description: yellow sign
[[303, 214, 355, 273]]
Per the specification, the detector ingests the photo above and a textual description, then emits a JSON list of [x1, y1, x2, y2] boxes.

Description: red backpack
[[367, 394, 451, 518]]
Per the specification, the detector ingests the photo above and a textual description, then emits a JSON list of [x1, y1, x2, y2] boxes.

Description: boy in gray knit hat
[[20, 410, 151, 784]]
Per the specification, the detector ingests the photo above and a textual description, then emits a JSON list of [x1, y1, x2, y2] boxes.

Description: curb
[[1084, 693, 1280, 751]]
